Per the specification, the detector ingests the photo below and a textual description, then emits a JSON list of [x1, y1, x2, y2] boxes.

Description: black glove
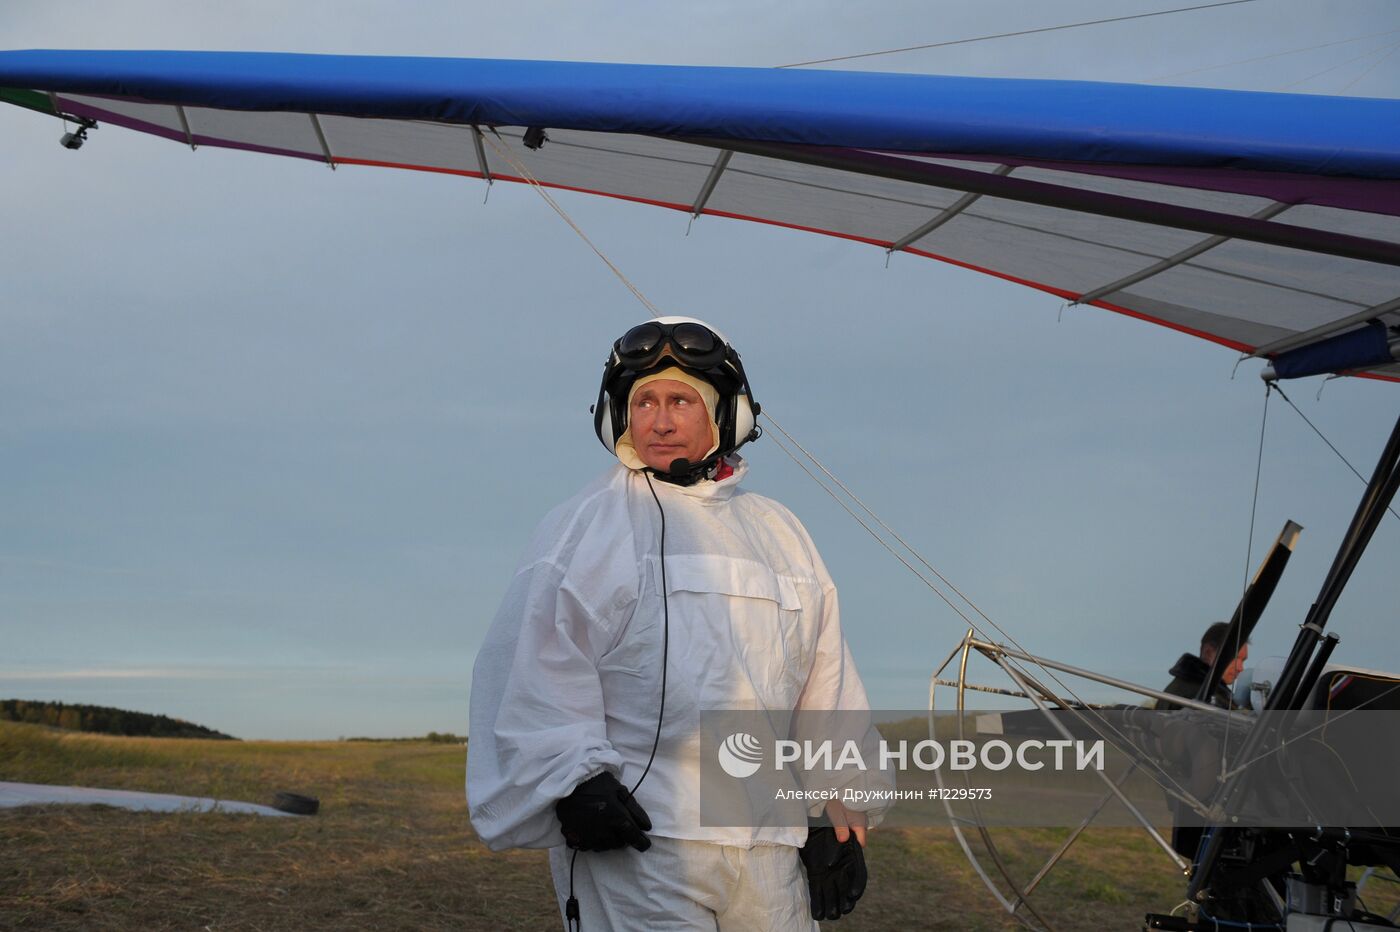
[[555, 772, 652, 852], [798, 826, 867, 921]]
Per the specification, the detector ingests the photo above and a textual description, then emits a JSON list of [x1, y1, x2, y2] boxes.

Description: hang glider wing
[[3, 50, 1398, 380]]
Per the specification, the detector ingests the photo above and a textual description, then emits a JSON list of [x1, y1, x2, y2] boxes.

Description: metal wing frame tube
[[684, 139, 1400, 269], [1198, 520, 1302, 705]]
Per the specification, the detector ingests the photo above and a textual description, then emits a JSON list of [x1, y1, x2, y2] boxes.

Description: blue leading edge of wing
[[1, 49, 1399, 180]]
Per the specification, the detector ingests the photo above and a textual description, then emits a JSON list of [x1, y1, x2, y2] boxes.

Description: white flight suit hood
[[467, 455, 883, 851]]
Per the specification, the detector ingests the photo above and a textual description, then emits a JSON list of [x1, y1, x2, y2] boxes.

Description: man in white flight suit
[[468, 318, 878, 930]]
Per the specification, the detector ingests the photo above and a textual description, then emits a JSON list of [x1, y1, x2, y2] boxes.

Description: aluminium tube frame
[[928, 631, 1199, 930], [928, 630, 1054, 931]]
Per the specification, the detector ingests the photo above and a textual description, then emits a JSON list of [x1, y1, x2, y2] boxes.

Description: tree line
[[0, 699, 235, 739], [342, 731, 466, 744]]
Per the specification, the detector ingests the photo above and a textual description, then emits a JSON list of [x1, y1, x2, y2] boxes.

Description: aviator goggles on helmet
[[613, 321, 730, 372]]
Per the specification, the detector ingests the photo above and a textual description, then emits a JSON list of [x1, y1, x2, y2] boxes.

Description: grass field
[[0, 719, 1346, 931]]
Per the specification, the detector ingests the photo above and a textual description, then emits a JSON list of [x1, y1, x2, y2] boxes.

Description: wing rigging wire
[[762, 412, 1400, 889], [1339, 43, 1400, 93], [761, 413, 1201, 809], [1220, 383, 1271, 769], [476, 113, 1199, 808], [1280, 36, 1400, 91], [1270, 383, 1400, 525], [1147, 26, 1400, 82], [775, 0, 1258, 68], [1208, 384, 1400, 787], [477, 130, 666, 320]]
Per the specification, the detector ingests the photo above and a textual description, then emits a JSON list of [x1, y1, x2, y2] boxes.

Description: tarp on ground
[[0, 780, 295, 816]]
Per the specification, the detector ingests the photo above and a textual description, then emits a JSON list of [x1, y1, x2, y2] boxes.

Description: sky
[[2, 1, 1399, 739]]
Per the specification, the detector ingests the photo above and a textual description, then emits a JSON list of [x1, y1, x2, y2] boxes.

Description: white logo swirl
[[717, 732, 763, 779]]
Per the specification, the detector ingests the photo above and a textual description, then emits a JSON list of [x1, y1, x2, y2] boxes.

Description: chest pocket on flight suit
[[660, 555, 819, 711]]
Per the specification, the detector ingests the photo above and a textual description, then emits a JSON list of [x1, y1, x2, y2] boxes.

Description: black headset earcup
[[594, 385, 620, 453], [714, 394, 734, 453]]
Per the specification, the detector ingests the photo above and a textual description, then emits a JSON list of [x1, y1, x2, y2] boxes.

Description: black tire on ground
[[273, 791, 320, 815]]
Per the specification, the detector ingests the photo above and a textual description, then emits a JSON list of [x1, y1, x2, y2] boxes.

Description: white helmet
[[593, 316, 760, 473]]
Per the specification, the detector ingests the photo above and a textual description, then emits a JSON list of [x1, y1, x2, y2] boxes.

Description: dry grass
[[1, 722, 554, 930], [0, 721, 1272, 930]]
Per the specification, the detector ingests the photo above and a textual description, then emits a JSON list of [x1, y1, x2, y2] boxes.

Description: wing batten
[[4, 50, 1399, 380]]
